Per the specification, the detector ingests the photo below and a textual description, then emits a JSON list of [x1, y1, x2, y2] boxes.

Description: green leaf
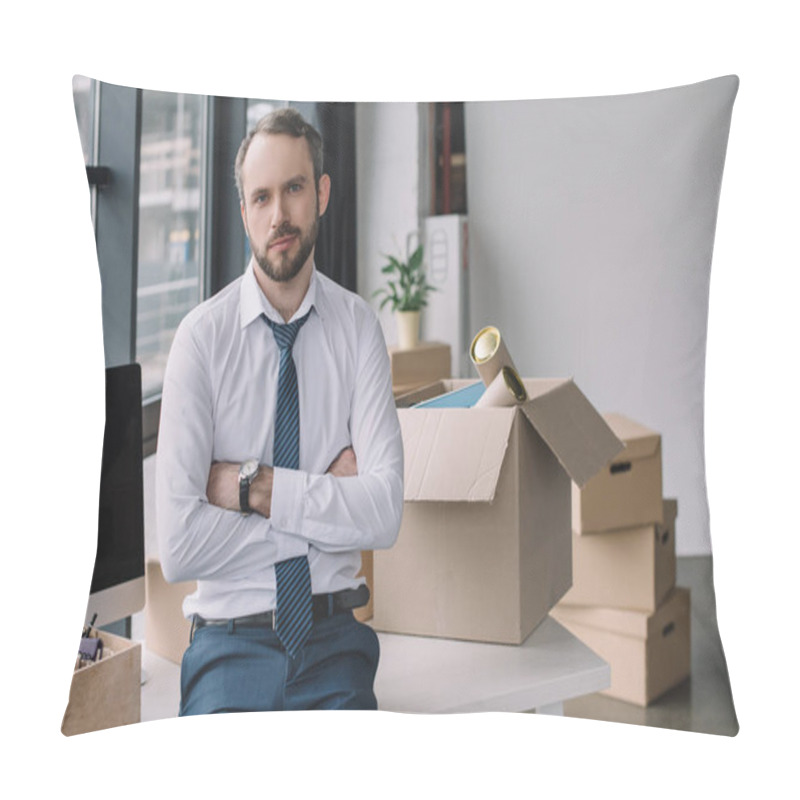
[[408, 244, 424, 271]]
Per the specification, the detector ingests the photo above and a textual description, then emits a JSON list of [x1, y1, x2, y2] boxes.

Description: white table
[[373, 615, 609, 715], [140, 614, 609, 720]]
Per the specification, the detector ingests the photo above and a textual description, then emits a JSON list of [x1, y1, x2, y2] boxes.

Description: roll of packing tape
[[470, 325, 519, 387], [474, 365, 529, 407]]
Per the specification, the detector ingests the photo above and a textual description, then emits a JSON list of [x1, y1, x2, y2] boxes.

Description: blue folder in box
[[412, 382, 486, 408]]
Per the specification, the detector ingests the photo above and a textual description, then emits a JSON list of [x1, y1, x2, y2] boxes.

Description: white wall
[[463, 84, 737, 557], [355, 102, 423, 345]]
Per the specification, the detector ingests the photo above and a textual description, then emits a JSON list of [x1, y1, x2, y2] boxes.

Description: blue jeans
[[179, 610, 380, 715]]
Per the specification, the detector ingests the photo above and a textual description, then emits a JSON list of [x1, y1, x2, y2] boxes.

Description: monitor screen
[[85, 363, 145, 625]]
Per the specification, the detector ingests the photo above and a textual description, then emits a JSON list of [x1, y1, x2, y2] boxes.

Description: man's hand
[[327, 446, 358, 477], [206, 462, 242, 511], [206, 461, 273, 517]]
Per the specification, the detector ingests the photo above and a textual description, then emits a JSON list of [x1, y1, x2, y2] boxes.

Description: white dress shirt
[[156, 263, 404, 620]]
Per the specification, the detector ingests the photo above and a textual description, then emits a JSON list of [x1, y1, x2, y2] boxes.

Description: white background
[[2, 0, 797, 796]]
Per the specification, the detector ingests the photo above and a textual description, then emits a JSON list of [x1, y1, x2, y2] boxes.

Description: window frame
[[86, 82, 248, 457]]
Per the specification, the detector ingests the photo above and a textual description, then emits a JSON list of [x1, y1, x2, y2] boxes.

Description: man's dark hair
[[235, 107, 324, 203]]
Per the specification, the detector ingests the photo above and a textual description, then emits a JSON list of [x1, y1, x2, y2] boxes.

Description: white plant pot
[[396, 310, 421, 350]]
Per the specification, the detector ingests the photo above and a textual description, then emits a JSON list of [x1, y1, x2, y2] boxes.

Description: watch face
[[240, 459, 259, 481]]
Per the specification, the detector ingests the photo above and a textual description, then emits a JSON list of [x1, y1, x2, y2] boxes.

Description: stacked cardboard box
[[145, 559, 195, 665], [372, 378, 623, 644], [552, 413, 691, 706], [389, 341, 451, 398]]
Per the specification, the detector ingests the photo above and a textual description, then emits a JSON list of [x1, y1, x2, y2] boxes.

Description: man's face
[[239, 133, 330, 284]]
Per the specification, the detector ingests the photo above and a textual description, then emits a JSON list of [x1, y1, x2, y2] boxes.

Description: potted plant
[[373, 243, 437, 350]]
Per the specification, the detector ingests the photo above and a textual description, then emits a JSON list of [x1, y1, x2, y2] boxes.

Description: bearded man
[[156, 108, 403, 714]]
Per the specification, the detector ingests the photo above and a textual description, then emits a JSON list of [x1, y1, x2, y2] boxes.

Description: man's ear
[[317, 174, 331, 217]]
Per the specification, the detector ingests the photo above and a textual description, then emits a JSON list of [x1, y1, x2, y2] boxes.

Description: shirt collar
[[240, 260, 322, 329]]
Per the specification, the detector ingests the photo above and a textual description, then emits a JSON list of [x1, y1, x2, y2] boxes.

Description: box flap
[[519, 380, 624, 488], [399, 407, 516, 502], [603, 412, 661, 462]]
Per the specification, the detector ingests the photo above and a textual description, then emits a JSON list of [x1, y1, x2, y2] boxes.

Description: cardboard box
[[551, 586, 691, 706], [354, 550, 374, 622], [373, 378, 623, 644], [572, 412, 663, 534], [145, 559, 195, 665], [559, 499, 677, 612], [389, 341, 451, 397], [61, 630, 141, 736]]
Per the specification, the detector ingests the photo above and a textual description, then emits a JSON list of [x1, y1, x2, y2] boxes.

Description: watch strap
[[239, 474, 251, 514]]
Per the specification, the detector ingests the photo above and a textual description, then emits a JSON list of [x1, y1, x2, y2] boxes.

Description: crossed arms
[[205, 446, 359, 518], [156, 308, 404, 585]]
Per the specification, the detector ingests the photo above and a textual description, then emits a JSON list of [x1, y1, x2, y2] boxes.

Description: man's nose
[[271, 195, 288, 228]]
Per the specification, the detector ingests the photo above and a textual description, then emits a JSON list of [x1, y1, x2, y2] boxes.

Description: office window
[[247, 99, 283, 130], [70, 86, 330, 414], [246, 99, 318, 128], [136, 91, 207, 400]]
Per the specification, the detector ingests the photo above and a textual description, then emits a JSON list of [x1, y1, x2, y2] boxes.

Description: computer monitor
[[83, 363, 145, 627]]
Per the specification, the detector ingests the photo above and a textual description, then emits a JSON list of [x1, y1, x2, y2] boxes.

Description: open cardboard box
[[572, 412, 663, 534], [552, 586, 691, 706], [61, 630, 141, 736], [373, 378, 623, 644], [559, 499, 678, 612]]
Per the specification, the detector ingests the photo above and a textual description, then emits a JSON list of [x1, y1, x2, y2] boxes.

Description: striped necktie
[[264, 309, 312, 658]]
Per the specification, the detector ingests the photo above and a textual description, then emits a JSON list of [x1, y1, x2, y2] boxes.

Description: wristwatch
[[238, 459, 260, 515]]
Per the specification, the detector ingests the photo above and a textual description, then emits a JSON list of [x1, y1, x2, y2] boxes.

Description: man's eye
[[288, 183, 302, 193], [255, 193, 268, 204]]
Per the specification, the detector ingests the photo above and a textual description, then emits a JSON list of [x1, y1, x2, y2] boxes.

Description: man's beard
[[251, 207, 319, 284]]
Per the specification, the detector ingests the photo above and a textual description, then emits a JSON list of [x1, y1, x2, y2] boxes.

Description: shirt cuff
[[271, 465, 306, 536]]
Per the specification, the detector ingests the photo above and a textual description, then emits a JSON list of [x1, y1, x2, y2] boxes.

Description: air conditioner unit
[[422, 214, 470, 378]]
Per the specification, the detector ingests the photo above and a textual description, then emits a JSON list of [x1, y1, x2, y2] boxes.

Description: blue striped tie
[[265, 309, 312, 658]]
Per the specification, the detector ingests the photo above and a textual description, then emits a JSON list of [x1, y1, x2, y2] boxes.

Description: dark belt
[[191, 584, 370, 638]]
